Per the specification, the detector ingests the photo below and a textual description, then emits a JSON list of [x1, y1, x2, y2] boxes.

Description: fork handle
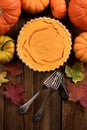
[[58, 82, 68, 100], [33, 90, 53, 122], [18, 90, 41, 114]]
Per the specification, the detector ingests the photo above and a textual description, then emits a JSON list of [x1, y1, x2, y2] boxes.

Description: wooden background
[[0, 2, 87, 130]]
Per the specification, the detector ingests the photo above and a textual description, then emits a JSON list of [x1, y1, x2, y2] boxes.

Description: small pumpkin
[[21, 0, 49, 14], [0, 35, 15, 64], [0, 0, 21, 35], [68, 0, 87, 31], [50, 0, 67, 19], [73, 32, 87, 63]]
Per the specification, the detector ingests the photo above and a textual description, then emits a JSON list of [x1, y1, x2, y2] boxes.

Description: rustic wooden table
[[0, 6, 87, 130]]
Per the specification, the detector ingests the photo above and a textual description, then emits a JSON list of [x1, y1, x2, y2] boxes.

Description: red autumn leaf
[[67, 82, 87, 107], [4, 82, 25, 105], [14, 83, 25, 94], [67, 83, 79, 102], [76, 84, 87, 99], [4, 60, 23, 77], [80, 94, 87, 107]]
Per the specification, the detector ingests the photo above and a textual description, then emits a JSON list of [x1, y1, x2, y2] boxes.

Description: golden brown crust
[[17, 17, 72, 71]]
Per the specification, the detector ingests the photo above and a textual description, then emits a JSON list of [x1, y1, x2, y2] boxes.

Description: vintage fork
[[18, 70, 58, 114], [33, 72, 62, 122]]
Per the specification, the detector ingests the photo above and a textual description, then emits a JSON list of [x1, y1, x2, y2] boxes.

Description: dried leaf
[[65, 62, 85, 83], [4, 82, 25, 105], [67, 82, 79, 102], [67, 82, 87, 107], [0, 72, 9, 86], [4, 60, 23, 77], [80, 94, 87, 107]]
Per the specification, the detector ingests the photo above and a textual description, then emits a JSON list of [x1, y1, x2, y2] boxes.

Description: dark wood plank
[[33, 72, 52, 130], [23, 66, 34, 130], [33, 72, 62, 130], [4, 63, 24, 130], [0, 64, 4, 130], [62, 101, 87, 130], [62, 65, 87, 130]]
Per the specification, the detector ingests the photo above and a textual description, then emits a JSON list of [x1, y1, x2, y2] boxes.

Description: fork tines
[[43, 70, 62, 88], [50, 73, 62, 90]]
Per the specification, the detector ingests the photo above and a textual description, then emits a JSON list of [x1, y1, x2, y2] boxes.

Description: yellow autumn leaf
[[65, 62, 85, 83], [0, 71, 9, 86]]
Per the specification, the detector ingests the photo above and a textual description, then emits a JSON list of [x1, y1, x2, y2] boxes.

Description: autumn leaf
[[67, 82, 87, 107], [80, 94, 87, 107], [4, 82, 25, 105], [4, 60, 23, 77], [65, 62, 85, 83], [67, 82, 79, 102], [0, 72, 9, 86]]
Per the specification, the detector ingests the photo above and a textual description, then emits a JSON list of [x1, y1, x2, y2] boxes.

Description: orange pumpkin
[[50, 0, 67, 19], [73, 32, 87, 63], [0, 0, 21, 35], [68, 0, 87, 31], [21, 0, 49, 14]]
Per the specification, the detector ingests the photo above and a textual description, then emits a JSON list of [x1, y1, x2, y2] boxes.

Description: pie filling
[[17, 18, 71, 71]]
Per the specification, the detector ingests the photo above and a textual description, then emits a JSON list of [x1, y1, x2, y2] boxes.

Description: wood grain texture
[[0, 65, 4, 130], [62, 101, 87, 130], [0, 4, 87, 130], [0, 63, 61, 130], [62, 65, 87, 130]]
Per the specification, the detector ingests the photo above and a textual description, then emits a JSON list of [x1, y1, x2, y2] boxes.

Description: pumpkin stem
[[0, 8, 3, 15], [0, 40, 15, 50]]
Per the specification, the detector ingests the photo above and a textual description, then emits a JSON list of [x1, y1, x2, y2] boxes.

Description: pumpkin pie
[[17, 17, 72, 71]]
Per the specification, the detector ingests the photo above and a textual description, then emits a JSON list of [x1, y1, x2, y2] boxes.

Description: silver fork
[[33, 72, 62, 122], [18, 70, 58, 114]]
